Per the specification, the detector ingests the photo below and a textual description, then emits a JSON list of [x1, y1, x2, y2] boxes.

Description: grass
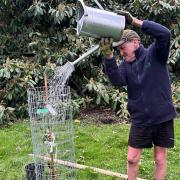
[[0, 118, 180, 179]]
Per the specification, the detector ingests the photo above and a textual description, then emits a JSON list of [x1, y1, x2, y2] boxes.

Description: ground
[[78, 106, 129, 125]]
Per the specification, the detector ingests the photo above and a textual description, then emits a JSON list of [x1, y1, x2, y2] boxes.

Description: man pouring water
[[100, 10, 177, 180]]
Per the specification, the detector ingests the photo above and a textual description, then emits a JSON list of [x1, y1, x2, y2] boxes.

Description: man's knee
[[154, 156, 166, 167], [127, 146, 141, 166], [127, 156, 140, 165], [154, 148, 167, 167]]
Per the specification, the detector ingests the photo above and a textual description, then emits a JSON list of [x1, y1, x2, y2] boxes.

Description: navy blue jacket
[[104, 20, 177, 126]]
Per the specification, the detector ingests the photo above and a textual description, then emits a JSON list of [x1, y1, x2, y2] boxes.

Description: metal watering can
[[76, 0, 125, 41], [73, 0, 125, 65]]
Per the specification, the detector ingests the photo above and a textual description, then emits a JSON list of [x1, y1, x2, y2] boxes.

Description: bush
[[0, 58, 54, 123], [0, 0, 179, 124]]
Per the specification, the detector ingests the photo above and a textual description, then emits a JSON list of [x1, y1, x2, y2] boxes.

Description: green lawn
[[0, 119, 180, 179]]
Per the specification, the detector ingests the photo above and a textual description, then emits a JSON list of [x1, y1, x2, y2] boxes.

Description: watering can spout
[[76, 0, 125, 41]]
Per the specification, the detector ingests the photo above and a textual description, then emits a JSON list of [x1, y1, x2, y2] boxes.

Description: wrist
[[132, 18, 143, 27], [105, 53, 114, 59]]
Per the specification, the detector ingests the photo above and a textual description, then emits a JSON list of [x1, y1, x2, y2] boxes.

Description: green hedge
[[0, 0, 179, 123]]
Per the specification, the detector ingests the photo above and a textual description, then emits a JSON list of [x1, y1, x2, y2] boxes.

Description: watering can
[[76, 0, 125, 41], [74, 0, 125, 65]]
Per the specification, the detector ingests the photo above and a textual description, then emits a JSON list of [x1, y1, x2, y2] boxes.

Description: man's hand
[[115, 10, 136, 25], [99, 38, 114, 58]]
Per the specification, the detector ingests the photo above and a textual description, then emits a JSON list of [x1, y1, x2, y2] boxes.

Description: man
[[100, 11, 177, 180]]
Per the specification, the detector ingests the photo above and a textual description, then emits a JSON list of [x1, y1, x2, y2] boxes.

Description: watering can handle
[[94, 0, 104, 10], [72, 44, 99, 65]]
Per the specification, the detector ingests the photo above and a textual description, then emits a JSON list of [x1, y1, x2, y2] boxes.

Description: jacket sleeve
[[103, 58, 127, 87], [141, 20, 171, 63]]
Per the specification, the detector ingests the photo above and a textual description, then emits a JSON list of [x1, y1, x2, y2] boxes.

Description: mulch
[[78, 106, 129, 124]]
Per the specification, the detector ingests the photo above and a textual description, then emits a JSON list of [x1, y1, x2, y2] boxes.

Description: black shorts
[[128, 120, 174, 148]]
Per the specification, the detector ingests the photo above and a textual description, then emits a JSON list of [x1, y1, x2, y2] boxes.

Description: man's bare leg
[[154, 146, 167, 180], [127, 146, 142, 180]]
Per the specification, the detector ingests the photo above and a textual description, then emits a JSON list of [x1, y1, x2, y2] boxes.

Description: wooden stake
[[44, 75, 56, 180], [44, 75, 48, 102], [29, 154, 146, 180]]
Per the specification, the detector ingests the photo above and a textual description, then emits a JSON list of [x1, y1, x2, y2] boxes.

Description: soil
[[77, 106, 129, 125]]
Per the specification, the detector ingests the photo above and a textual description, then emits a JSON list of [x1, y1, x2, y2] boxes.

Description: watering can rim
[[77, 0, 119, 20]]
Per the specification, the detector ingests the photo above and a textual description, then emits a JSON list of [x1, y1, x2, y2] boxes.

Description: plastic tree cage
[[27, 85, 76, 180]]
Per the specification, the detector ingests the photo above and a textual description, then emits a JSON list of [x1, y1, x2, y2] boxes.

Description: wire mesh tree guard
[[27, 41, 99, 180], [27, 7, 100, 179], [27, 75, 76, 180]]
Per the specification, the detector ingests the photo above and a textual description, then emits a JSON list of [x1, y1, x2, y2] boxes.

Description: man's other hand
[[99, 38, 114, 58], [115, 10, 136, 25]]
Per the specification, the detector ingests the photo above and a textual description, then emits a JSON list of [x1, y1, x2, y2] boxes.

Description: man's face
[[117, 39, 140, 63]]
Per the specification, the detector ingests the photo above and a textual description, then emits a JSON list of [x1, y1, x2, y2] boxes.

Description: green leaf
[[96, 95, 101, 105], [5, 70, 11, 79], [0, 69, 4, 77], [28, 41, 38, 47], [7, 93, 12, 100], [7, 107, 15, 111], [103, 94, 109, 104]]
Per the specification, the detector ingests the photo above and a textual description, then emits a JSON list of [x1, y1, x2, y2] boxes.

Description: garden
[[0, 0, 179, 179]]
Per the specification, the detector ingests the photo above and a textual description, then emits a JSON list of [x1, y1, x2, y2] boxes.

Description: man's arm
[[132, 16, 170, 63], [103, 58, 127, 87], [100, 38, 127, 87], [117, 10, 171, 63], [141, 20, 171, 63]]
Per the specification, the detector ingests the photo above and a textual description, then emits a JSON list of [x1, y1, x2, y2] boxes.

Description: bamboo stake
[[44, 75, 48, 103], [29, 154, 146, 180], [44, 75, 56, 180]]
